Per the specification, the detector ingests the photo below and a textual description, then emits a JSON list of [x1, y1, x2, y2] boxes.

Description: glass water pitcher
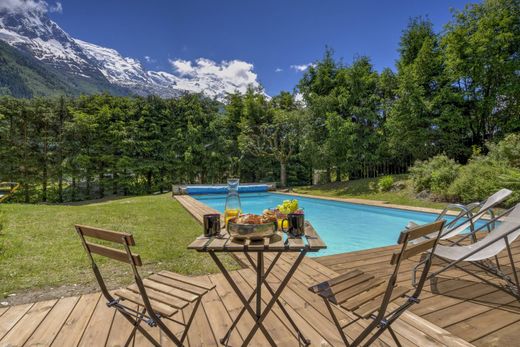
[[224, 178, 242, 226]]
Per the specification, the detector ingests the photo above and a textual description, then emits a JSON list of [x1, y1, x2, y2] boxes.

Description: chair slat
[[341, 283, 388, 311], [390, 238, 436, 265], [76, 225, 135, 245], [398, 220, 445, 243], [148, 275, 204, 299], [333, 278, 386, 305], [155, 273, 207, 295], [309, 269, 363, 293], [86, 242, 142, 266], [114, 289, 177, 316], [353, 286, 411, 318], [158, 271, 215, 291], [127, 284, 189, 309], [322, 273, 374, 301], [143, 278, 199, 302]]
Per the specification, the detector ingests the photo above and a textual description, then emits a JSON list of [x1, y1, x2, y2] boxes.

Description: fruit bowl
[[227, 218, 276, 240]]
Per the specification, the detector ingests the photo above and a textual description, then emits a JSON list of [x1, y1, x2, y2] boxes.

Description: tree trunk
[[58, 175, 63, 203], [72, 177, 76, 201], [113, 172, 118, 195], [42, 165, 47, 202], [326, 167, 332, 183], [280, 161, 287, 188], [86, 174, 91, 200], [146, 171, 152, 194], [98, 172, 104, 199], [336, 166, 342, 182]]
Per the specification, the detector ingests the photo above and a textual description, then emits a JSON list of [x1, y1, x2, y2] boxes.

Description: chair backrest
[[381, 220, 445, 312], [75, 225, 142, 266], [441, 189, 512, 239], [479, 189, 513, 213], [391, 220, 445, 265], [75, 225, 143, 301], [460, 204, 520, 261]]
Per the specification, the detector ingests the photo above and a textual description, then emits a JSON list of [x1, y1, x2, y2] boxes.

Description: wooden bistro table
[[188, 221, 326, 346]]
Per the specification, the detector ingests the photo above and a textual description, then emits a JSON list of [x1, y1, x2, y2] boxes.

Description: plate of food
[[227, 210, 277, 240]]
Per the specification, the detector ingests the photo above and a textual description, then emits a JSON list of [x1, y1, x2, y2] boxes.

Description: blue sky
[[49, 0, 471, 96]]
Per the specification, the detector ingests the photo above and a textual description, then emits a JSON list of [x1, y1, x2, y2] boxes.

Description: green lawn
[[293, 175, 449, 210], [0, 194, 237, 297]]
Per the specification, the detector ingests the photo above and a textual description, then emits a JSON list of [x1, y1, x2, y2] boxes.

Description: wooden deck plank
[[77, 293, 116, 347], [105, 302, 139, 347], [227, 268, 296, 345], [0, 303, 33, 341], [200, 274, 244, 346], [50, 293, 100, 347], [0, 300, 56, 346], [235, 266, 334, 346], [24, 296, 79, 346], [182, 292, 215, 347], [0, 307, 8, 318], [209, 273, 271, 346]]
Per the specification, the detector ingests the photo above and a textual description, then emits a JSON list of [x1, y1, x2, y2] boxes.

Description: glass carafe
[[224, 178, 242, 226]]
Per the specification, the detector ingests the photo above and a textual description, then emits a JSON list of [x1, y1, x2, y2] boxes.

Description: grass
[[0, 193, 238, 297], [292, 175, 450, 210]]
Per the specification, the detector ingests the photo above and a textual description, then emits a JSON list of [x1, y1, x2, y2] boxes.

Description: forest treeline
[[0, 0, 518, 203]]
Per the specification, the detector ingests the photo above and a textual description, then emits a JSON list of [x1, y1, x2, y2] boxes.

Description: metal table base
[[209, 250, 311, 346]]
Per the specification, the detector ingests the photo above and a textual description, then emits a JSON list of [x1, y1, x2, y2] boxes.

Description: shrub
[[498, 168, 520, 206], [448, 157, 519, 206], [487, 133, 520, 168], [378, 175, 394, 192], [409, 155, 461, 195]]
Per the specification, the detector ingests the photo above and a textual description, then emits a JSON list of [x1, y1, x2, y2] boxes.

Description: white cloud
[[49, 1, 62, 13], [144, 55, 156, 63], [169, 58, 261, 94], [290, 63, 314, 72], [0, 0, 50, 14], [275, 67, 283, 72]]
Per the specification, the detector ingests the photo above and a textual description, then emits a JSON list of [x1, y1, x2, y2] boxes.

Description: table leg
[[242, 251, 309, 346], [208, 252, 277, 346], [257, 252, 263, 318], [219, 253, 282, 344], [244, 252, 311, 346]]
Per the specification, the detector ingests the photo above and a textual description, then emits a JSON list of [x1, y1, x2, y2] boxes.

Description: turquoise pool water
[[193, 193, 484, 257]]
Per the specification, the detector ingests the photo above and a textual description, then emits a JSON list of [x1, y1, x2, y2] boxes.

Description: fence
[[348, 156, 414, 180]]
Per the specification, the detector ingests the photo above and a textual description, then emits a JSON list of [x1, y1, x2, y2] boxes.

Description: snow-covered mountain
[[0, 4, 261, 100]]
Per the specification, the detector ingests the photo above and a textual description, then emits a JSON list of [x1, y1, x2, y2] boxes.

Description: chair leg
[[180, 296, 202, 344], [117, 307, 161, 347], [323, 298, 350, 346], [155, 318, 184, 347], [387, 326, 402, 347]]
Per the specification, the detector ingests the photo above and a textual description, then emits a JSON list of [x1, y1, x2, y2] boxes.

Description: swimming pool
[[193, 193, 484, 257]]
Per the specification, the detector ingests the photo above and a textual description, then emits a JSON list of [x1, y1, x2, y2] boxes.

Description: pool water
[[193, 193, 485, 257]]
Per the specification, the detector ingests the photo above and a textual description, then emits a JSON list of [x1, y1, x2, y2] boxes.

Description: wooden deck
[[175, 194, 520, 346], [0, 194, 510, 346], [0, 251, 474, 346], [314, 242, 520, 346]]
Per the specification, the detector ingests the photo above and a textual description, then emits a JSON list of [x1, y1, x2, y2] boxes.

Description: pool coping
[[274, 190, 463, 217]]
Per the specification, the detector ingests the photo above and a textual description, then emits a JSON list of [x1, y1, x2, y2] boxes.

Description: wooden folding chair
[[309, 220, 445, 347], [75, 225, 215, 347]]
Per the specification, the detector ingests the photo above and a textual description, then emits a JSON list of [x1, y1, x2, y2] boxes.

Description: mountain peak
[[0, 4, 263, 101]]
